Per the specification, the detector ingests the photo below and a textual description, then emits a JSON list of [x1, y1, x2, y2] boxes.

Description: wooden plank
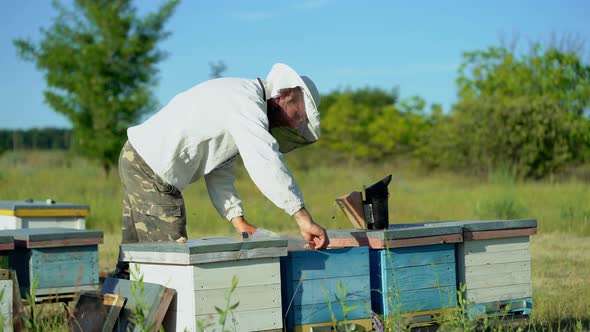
[[335, 191, 366, 229], [68, 291, 126, 332], [10, 271, 24, 332], [193, 307, 283, 332], [285, 247, 369, 280], [384, 286, 457, 314], [0, 279, 13, 332], [193, 257, 280, 290], [292, 299, 371, 325], [371, 224, 463, 240], [464, 248, 530, 266], [384, 233, 463, 248], [0, 228, 103, 247], [101, 277, 171, 332], [465, 261, 530, 278], [379, 244, 455, 269], [293, 318, 372, 332], [465, 283, 533, 303], [20, 237, 103, 248], [465, 269, 531, 289], [384, 263, 456, 291], [462, 237, 529, 254], [0, 269, 9, 280], [151, 288, 175, 332], [464, 228, 537, 240], [461, 219, 537, 232], [121, 237, 287, 255], [195, 284, 281, 315], [123, 247, 287, 265], [288, 275, 370, 306], [466, 297, 532, 318], [34, 285, 98, 296]]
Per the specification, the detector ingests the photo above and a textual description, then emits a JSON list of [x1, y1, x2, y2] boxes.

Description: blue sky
[[1, 0, 589, 129]]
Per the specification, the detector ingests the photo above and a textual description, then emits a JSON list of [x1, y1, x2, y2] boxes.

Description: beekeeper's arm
[[227, 103, 328, 249]]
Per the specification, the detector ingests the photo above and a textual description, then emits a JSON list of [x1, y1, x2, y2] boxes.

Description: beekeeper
[[113, 63, 329, 278]]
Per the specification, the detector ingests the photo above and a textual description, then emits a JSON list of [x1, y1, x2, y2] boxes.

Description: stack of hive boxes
[[121, 237, 288, 332]]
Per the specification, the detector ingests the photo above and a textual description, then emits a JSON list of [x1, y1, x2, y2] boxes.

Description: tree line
[[0, 128, 71, 152]]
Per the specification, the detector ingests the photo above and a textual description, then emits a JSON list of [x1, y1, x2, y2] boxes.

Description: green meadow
[[1, 149, 589, 330]]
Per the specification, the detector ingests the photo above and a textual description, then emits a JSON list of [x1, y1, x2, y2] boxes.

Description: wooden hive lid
[[0, 200, 90, 217], [0, 227, 103, 248], [328, 223, 464, 249], [428, 219, 538, 240], [121, 237, 288, 265], [0, 235, 14, 251]]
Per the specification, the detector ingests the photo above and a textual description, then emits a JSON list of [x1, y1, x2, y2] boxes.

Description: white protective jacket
[[127, 77, 305, 220]]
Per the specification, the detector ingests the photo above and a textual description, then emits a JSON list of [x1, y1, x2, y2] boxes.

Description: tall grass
[[1, 150, 590, 327]]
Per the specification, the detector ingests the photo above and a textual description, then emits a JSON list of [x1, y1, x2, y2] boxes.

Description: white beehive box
[[0, 200, 89, 230], [121, 237, 288, 332]]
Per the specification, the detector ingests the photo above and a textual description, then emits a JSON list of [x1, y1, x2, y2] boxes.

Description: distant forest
[[0, 128, 71, 152]]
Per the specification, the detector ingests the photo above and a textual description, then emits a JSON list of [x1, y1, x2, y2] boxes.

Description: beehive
[[454, 219, 536, 317], [330, 223, 462, 327], [0, 200, 89, 230], [0, 227, 102, 301], [120, 237, 288, 332]]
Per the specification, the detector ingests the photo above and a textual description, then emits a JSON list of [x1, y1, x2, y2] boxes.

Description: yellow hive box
[[0, 200, 89, 230]]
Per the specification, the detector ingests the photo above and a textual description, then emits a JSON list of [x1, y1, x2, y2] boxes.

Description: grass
[[1, 149, 589, 329]]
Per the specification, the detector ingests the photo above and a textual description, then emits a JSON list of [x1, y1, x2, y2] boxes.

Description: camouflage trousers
[[118, 141, 187, 244]]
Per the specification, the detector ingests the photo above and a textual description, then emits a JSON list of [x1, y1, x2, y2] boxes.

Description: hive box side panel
[[462, 237, 529, 254], [293, 299, 371, 325], [0, 216, 19, 230], [130, 263, 194, 312], [384, 286, 458, 314], [31, 246, 98, 289], [384, 263, 456, 292], [195, 307, 282, 332], [195, 284, 281, 315], [193, 257, 280, 289], [286, 248, 369, 280], [288, 275, 371, 306], [466, 284, 533, 303], [381, 244, 455, 269], [463, 248, 530, 266], [20, 217, 85, 230]]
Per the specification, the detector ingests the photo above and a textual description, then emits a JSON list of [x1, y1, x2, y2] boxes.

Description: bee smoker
[[362, 174, 392, 230]]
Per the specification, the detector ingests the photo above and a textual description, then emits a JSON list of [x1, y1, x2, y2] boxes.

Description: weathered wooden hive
[[451, 219, 537, 317], [0, 227, 102, 301], [281, 246, 373, 332], [120, 237, 288, 332], [0, 200, 89, 230], [329, 223, 462, 328], [0, 235, 15, 332]]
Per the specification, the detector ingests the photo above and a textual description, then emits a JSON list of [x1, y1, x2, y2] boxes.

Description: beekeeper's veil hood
[[266, 63, 320, 153]]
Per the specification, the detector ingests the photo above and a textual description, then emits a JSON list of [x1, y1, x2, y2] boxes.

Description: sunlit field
[[1, 149, 589, 328]]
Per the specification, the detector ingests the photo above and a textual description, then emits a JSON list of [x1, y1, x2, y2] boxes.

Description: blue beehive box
[[0, 227, 103, 301], [330, 223, 462, 327], [281, 247, 372, 331], [447, 219, 537, 318]]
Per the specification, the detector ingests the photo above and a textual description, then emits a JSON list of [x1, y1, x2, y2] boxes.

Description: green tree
[[420, 44, 590, 178], [320, 88, 429, 160], [14, 0, 180, 175]]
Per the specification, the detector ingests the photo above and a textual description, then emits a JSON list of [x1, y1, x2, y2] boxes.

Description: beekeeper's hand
[[294, 208, 329, 250], [231, 216, 257, 237]]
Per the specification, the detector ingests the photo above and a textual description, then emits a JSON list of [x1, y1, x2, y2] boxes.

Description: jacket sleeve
[[204, 159, 244, 221], [227, 103, 305, 216]]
